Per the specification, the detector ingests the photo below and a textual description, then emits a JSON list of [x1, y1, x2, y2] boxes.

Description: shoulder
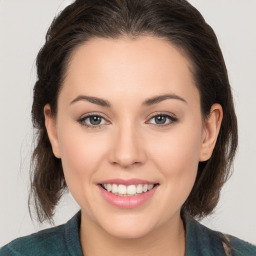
[[227, 234, 256, 256], [0, 224, 67, 256], [185, 215, 256, 256], [0, 212, 82, 256]]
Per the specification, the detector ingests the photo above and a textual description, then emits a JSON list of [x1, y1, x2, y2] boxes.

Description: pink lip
[[99, 178, 155, 186], [98, 183, 158, 209]]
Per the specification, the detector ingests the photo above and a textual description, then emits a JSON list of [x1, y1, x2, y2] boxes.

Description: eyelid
[[146, 112, 178, 126], [78, 112, 110, 129], [146, 111, 177, 120], [77, 111, 178, 129]]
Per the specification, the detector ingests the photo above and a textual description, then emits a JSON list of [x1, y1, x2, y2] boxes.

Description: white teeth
[[142, 184, 148, 192], [136, 184, 143, 194], [112, 184, 118, 194], [127, 185, 136, 195], [106, 184, 112, 192], [118, 185, 126, 195], [101, 183, 156, 196], [148, 184, 154, 190]]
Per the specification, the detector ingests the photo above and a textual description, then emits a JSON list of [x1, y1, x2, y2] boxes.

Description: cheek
[[57, 127, 112, 217], [57, 124, 109, 198], [149, 125, 202, 171], [59, 131, 107, 176], [148, 122, 202, 197]]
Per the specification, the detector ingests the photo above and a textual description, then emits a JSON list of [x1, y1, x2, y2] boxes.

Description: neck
[[80, 211, 186, 256]]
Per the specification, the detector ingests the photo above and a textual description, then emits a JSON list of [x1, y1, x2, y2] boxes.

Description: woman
[[1, 0, 255, 255]]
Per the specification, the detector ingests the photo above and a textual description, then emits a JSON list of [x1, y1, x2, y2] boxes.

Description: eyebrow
[[143, 94, 187, 106], [70, 93, 187, 107], [70, 95, 111, 107]]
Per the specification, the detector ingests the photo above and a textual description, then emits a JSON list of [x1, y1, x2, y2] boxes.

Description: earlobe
[[44, 104, 61, 159], [199, 103, 223, 162]]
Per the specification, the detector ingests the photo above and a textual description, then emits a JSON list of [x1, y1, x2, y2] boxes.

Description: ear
[[199, 103, 223, 162], [44, 104, 61, 159]]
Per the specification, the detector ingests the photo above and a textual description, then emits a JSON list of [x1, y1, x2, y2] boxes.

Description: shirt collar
[[66, 211, 226, 256], [184, 215, 226, 256]]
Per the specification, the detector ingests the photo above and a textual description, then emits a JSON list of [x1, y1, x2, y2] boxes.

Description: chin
[[105, 224, 154, 240], [97, 214, 158, 240]]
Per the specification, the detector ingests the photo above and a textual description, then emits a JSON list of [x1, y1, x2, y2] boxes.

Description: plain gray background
[[0, 0, 255, 246]]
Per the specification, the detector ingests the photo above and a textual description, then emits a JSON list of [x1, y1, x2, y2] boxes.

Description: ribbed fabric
[[1, 212, 256, 256], [184, 215, 256, 256], [0, 212, 83, 256]]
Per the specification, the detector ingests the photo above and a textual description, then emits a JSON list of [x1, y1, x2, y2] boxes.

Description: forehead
[[61, 36, 199, 106]]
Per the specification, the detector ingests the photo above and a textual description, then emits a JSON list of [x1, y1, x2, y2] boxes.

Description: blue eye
[[78, 113, 177, 128], [78, 115, 108, 128], [149, 114, 177, 126]]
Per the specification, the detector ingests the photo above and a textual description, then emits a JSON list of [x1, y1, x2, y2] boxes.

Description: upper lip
[[98, 178, 157, 186]]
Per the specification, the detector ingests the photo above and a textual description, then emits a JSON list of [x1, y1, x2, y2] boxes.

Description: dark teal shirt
[[1, 212, 256, 255]]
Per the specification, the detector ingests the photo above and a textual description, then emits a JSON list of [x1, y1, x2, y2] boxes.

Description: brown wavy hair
[[29, 0, 238, 223]]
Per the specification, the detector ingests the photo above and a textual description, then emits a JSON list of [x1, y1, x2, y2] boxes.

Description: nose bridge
[[109, 118, 146, 168]]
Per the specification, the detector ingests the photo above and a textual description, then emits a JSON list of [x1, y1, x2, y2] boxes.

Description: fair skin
[[44, 36, 222, 256]]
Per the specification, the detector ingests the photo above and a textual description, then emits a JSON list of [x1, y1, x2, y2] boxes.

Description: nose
[[108, 123, 147, 168]]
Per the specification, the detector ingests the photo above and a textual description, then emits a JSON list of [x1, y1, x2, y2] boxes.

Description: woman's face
[[45, 36, 220, 239]]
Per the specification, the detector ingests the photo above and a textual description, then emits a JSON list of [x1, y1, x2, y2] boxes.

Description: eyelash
[[78, 112, 178, 129], [78, 113, 109, 129], [146, 113, 178, 127]]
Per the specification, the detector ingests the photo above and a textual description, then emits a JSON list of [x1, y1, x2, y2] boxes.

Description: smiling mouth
[[100, 183, 159, 196]]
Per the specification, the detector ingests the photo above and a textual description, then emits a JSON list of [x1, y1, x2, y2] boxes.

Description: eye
[[78, 114, 109, 128], [148, 114, 178, 126]]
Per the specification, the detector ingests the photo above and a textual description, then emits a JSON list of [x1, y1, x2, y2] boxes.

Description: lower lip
[[98, 185, 158, 209]]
